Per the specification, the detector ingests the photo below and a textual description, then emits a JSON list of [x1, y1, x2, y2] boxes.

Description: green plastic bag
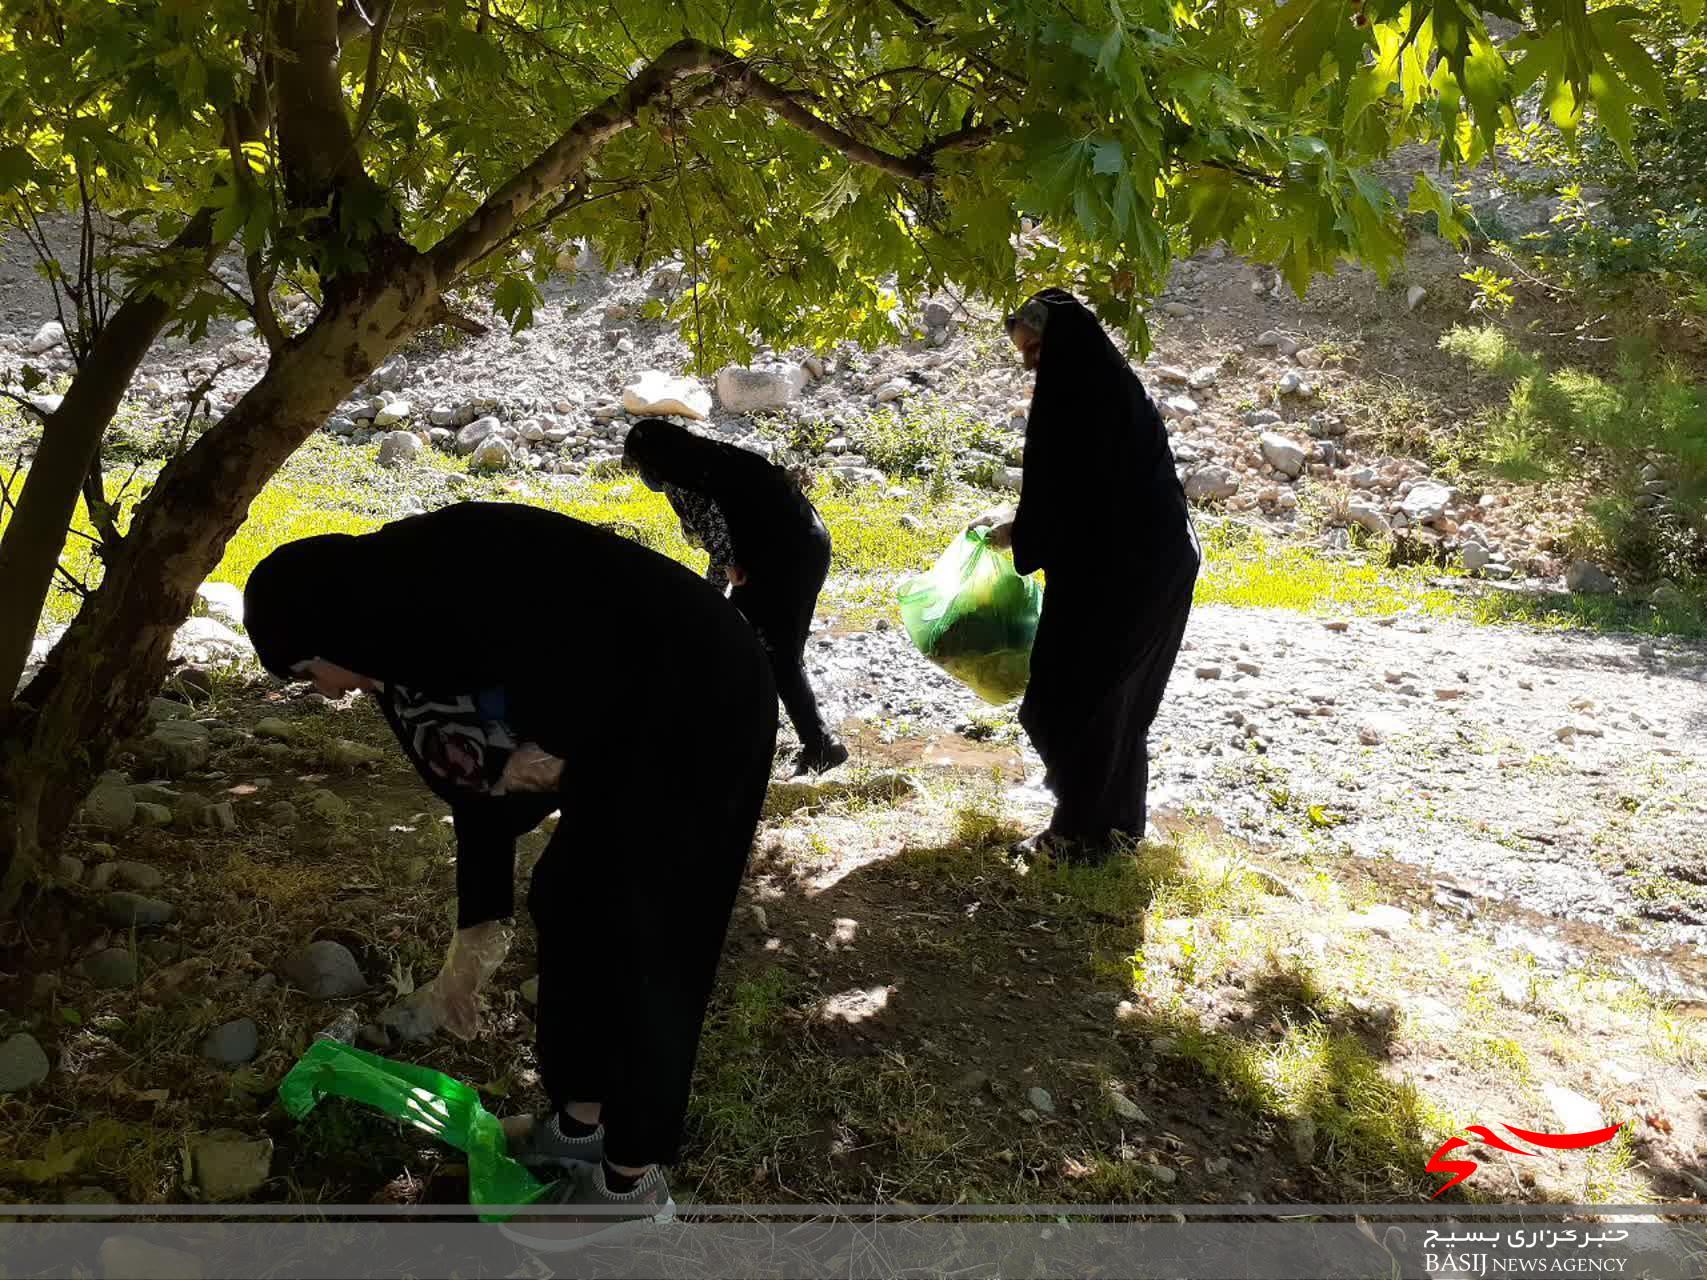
[[897, 527, 1043, 705], [278, 1039, 547, 1216]]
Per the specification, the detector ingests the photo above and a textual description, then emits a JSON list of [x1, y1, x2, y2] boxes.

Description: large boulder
[[621, 371, 712, 420], [715, 363, 808, 414]]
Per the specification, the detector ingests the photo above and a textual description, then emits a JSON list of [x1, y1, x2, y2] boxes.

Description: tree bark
[[0, 209, 218, 708]]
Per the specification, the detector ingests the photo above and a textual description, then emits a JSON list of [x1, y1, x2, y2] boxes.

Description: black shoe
[[793, 739, 850, 776]]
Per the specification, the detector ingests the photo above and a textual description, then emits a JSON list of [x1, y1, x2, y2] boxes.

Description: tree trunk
[[0, 253, 440, 909], [0, 209, 218, 707]]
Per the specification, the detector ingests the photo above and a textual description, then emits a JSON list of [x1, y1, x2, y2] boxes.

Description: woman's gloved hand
[[969, 507, 1017, 550], [492, 743, 565, 796], [417, 920, 512, 1040]]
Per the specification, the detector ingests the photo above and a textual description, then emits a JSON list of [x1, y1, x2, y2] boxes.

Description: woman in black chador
[[243, 502, 778, 1236], [985, 288, 1201, 862], [624, 418, 849, 776]]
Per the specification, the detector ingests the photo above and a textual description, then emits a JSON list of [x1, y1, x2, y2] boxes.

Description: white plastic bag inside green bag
[[897, 527, 1042, 704]]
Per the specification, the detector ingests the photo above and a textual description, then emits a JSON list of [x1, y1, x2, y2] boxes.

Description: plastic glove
[[492, 743, 565, 796], [418, 920, 512, 1040], [968, 506, 1016, 533]]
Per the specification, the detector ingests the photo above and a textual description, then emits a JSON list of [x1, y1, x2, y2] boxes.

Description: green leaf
[[1091, 140, 1125, 177], [493, 275, 541, 333], [1409, 172, 1469, 246]]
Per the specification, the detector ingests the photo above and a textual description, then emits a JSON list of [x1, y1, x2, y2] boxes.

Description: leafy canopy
[[0, 0, 1692, 361]]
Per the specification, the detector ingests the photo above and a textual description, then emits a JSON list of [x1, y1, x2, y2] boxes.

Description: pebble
[[1195, 665, 1223, 680], [81, 947, 140, 988], [1106, 1087, 1149, 1124], [281, 940, 366, 998], [0, 1032, 50, 1093], [98, 893, 177, 928], [187, 1131, 273, 1200], [303, 789, 350, 821], [1026, 1086, 1056, 1115]]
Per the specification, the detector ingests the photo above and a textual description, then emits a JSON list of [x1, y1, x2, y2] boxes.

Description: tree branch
[[425, 299, 489, 336], [430, 37, 727, 280], [350, 0, 399, 148]]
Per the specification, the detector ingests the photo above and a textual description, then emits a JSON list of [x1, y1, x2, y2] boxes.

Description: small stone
[[136, 719, 212, 777], [200, 1018, 259, 1066], [1289, 1113, 1318, 1163], [1565, 560, 1616, 595], [1195, 665, 1223, 680], [302, 789, 349, 822], [0, 1032, 50, 1093], [1258, 433, 1307, 479], [1026, 1086, 1055, 1114], [1401, 482, 1455, 523], [82, 782, 137, 832], [456, 415, 501, 453], [204, 801, 237, 833], [376, 430, 422, 467], [1235, 661, 1262, 676], [56, 854, 86, 884], [187, 1130, 273, 1200], [111, 860, 164, 892], [1460, 542, 1492, 574], [265, 801, 299, 827], [1254, 329, 1298, 356], [1187, 365, 1219, 390], [1106, 1087, 1149, 1124], [81, 947, 140, 988], [323, 739, 384, 768], [373, 399, 412, 428], [1276, 370, 1313, 398], [27, 319, 67, 353], [281, 940, 366, 998], [99, 893, 176, 928], [1184, 467, 1238, 503], [1406, 285, 1427, 311], [716, 363, 807, 414], [471, 435, 514, 471], [1160, 394, 1199, 420], [1146, 1163, 1178, 1186], [167, 666, 215, 704], [1205, 1156, 1232, 1177], [134, 803, 173, 827], [1358, 714, 1405, 746], [253, 718, 295, 742], [520, 976, 539, 1005], [1434, 687, 1468, 702]]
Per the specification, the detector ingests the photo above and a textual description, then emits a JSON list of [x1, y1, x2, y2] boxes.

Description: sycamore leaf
[[1409, 172, 1469, 246], [1091, 140, 1125, 177]]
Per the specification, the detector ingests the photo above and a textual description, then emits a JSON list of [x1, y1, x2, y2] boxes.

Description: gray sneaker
[[506, 1109, 605, 1174], [500, 1163, 675, 1253]]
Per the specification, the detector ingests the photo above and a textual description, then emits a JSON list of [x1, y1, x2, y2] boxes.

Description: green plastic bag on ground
[[897, 527, 1043, 705], [278, 1038, 546, 1215]]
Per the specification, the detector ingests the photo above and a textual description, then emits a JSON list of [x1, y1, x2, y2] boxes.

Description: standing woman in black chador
[[243, 503, 778, 1236], [982, 288, 1201, 862], [623, 418, 849, 776]]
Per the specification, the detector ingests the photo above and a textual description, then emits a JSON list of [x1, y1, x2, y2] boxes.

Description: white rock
[[1255, 329, 1299, 357], [1347, 503, 1390, 535], [171, 617, 249, 665], [1160, 395, 1199, 420], [1460, 542, 1492, 573], [1542, 1085, 1604, 1136], [376, 431, 422, 467], [26, 320, 65, 354], [1259, 433, 1307, 479], [1276, 370, 1314, 398], [372, 399, 412, 428], [1406, 285, 1428, 312], [622, 370, 712, 420], [194, 581, 245, 626], [1187, 366, 1219, 390], [1401, 482, 1455, 523], [716, 363, 808, 414], [872, 378, 911, 404]]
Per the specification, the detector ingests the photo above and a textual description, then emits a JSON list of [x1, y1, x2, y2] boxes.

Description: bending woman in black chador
[[244, 502, 777, 1239], [624, 418, 849, 776], [983, 288, 1201, 863]]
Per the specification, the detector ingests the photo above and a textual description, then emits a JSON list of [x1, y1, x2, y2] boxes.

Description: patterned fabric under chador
[[663, 482, 737, 572], [386, 684, 518, 795]]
